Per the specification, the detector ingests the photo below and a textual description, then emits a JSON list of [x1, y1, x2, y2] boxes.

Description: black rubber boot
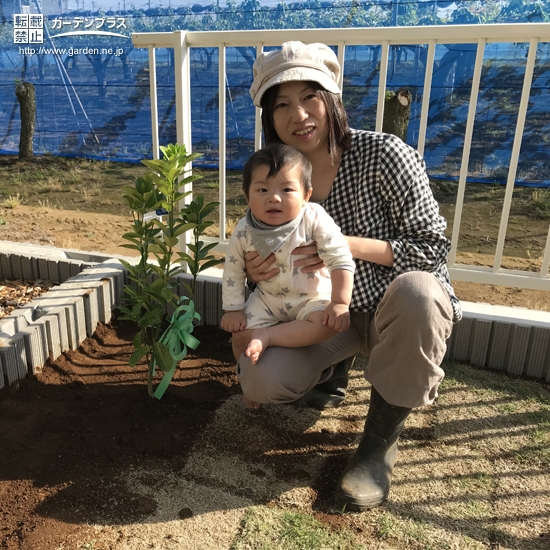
[[303, 356, 356, 410], [335, 387, 412, 511]]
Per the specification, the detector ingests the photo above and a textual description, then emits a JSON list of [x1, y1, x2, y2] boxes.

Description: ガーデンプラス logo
[[13, 13, 128, 45]]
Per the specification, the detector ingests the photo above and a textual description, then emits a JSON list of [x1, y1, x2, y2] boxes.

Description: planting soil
[[0, 318, 240, 549]]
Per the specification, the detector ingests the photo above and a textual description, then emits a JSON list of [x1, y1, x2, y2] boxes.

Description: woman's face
[[270, 81, 328, 159]]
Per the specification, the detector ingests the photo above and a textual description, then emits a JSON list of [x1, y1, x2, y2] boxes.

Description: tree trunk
[[383, 87, 412, 142], [15, 81, 35, 159]]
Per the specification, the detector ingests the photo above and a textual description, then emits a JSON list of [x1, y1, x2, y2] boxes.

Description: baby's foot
[[245, 328, 270, 365], [242, 394, 261, 409]]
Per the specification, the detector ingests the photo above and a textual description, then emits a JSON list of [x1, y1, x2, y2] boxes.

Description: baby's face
[[247, 163, 311, 226]]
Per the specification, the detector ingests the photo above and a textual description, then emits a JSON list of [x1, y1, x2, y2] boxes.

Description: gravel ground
[[0, 279, 54, 319]]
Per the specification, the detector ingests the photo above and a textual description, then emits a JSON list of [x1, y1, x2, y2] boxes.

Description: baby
[[221, 144, 355, 369]]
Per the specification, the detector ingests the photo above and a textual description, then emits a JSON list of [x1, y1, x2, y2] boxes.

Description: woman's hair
[[242, 143, 312, 199], [260, 81, 351, 164]]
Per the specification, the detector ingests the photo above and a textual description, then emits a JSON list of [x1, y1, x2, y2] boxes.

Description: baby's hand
[[323, 302, 350, 332], [221, 311, 247, 333]]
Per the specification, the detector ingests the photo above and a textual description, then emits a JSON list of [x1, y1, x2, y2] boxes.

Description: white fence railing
[[132, 23, 550, 291]]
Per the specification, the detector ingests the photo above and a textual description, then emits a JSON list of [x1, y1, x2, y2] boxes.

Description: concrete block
[[0, 334, 28, 384], [1, 254, 13, 280], [62, 301, 82, 350], [56, 280, 102, 336], [505, 324, 531, 377], [524, 327, 550, 379], [469, 319, 493, 368], [192, 278, 205, 325], [204, 279, 221, 326], [59, 260, 74, 282], [62, 264, 125, 325], [32, 290, 86, 350], [19, 323, 48, 375], [10, 255, 23, 281], [37, 258, 50, 280], [67, 297, 87, 348], [33, 313, 61, 360], [487, 322, 512, 371], [75, 261, 127, 303], [69, 261, 84, 277], [36, 305, 69, 354], [47, 259, 60, 283], [101, 261, 126, 303], [450, 317, 473, 362], [20, 255, 35, 280], [0, 310, 32, 340], [82, 287, 100, 337]]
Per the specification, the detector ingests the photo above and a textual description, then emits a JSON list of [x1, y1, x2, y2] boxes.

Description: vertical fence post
[[219, 43, 227, 243], [448, 38, 486, 267]]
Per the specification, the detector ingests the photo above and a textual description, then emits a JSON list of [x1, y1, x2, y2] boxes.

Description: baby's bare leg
[[230, 329, 263, 409], [231, 329, 255, 361], [245, 312, 336, 365]]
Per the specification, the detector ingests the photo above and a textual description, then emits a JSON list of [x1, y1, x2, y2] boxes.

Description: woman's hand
[[291, 241, 325, 273], [244, 251, 279, 283]]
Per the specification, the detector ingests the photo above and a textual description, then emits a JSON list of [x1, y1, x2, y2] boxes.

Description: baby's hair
[[242, 144, 312, 199]]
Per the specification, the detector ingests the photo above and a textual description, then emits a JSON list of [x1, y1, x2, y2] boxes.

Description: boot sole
[[335, 491, 388, 512]]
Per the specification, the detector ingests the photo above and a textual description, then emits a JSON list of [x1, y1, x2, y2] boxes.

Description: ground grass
[[231, 507, 365, 550], [223, 357, 550, 550]]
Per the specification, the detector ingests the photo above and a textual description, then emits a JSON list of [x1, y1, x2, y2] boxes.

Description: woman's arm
[[291, 235, 394, 272], [345, 236, 393, 267], [380, 138, 450, 275]]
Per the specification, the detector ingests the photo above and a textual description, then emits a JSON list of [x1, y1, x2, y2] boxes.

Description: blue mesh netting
[[1, 1, 549, 186]]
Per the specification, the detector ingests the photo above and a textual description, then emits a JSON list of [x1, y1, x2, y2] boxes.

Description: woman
[[234, 41, 461, 511]]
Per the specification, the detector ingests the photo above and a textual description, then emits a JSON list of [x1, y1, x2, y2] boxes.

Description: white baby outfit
[[222, 202, 355, 329]]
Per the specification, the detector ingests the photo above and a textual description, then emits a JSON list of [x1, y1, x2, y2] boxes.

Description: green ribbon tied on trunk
[[153, 296, 201, 399]]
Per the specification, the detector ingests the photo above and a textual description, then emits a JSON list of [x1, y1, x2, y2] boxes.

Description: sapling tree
[[118, 143, 221, 399]]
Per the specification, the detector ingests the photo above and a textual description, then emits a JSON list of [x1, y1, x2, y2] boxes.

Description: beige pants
[[236, 271, 454, 409]]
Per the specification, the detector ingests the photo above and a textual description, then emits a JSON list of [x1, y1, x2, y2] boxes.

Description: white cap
[[249, 41, 341, 108]]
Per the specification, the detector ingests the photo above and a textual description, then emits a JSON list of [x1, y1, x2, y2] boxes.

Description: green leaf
[[164, 236, 179, 248], [132, 332, 143, 348], [149, 277, 166, 291], [148, 244, 164, 254], [199, 201, 219, 219], [199, 258, 223, 271], [140, 310, 163, 328], [161, 287, 173, 301], [173, 223, 196, 236], [129, 345, 149, 367], [198, 241, 219, 255], [176, 252, 193, 264], [154, 341, 174, 372]]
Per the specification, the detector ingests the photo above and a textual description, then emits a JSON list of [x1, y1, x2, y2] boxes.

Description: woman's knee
[[236, 350, 310, 404], [378, 272, 453, 327]]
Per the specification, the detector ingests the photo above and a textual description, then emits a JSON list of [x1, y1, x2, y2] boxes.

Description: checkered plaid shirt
[[320, 129, 461, 322]]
